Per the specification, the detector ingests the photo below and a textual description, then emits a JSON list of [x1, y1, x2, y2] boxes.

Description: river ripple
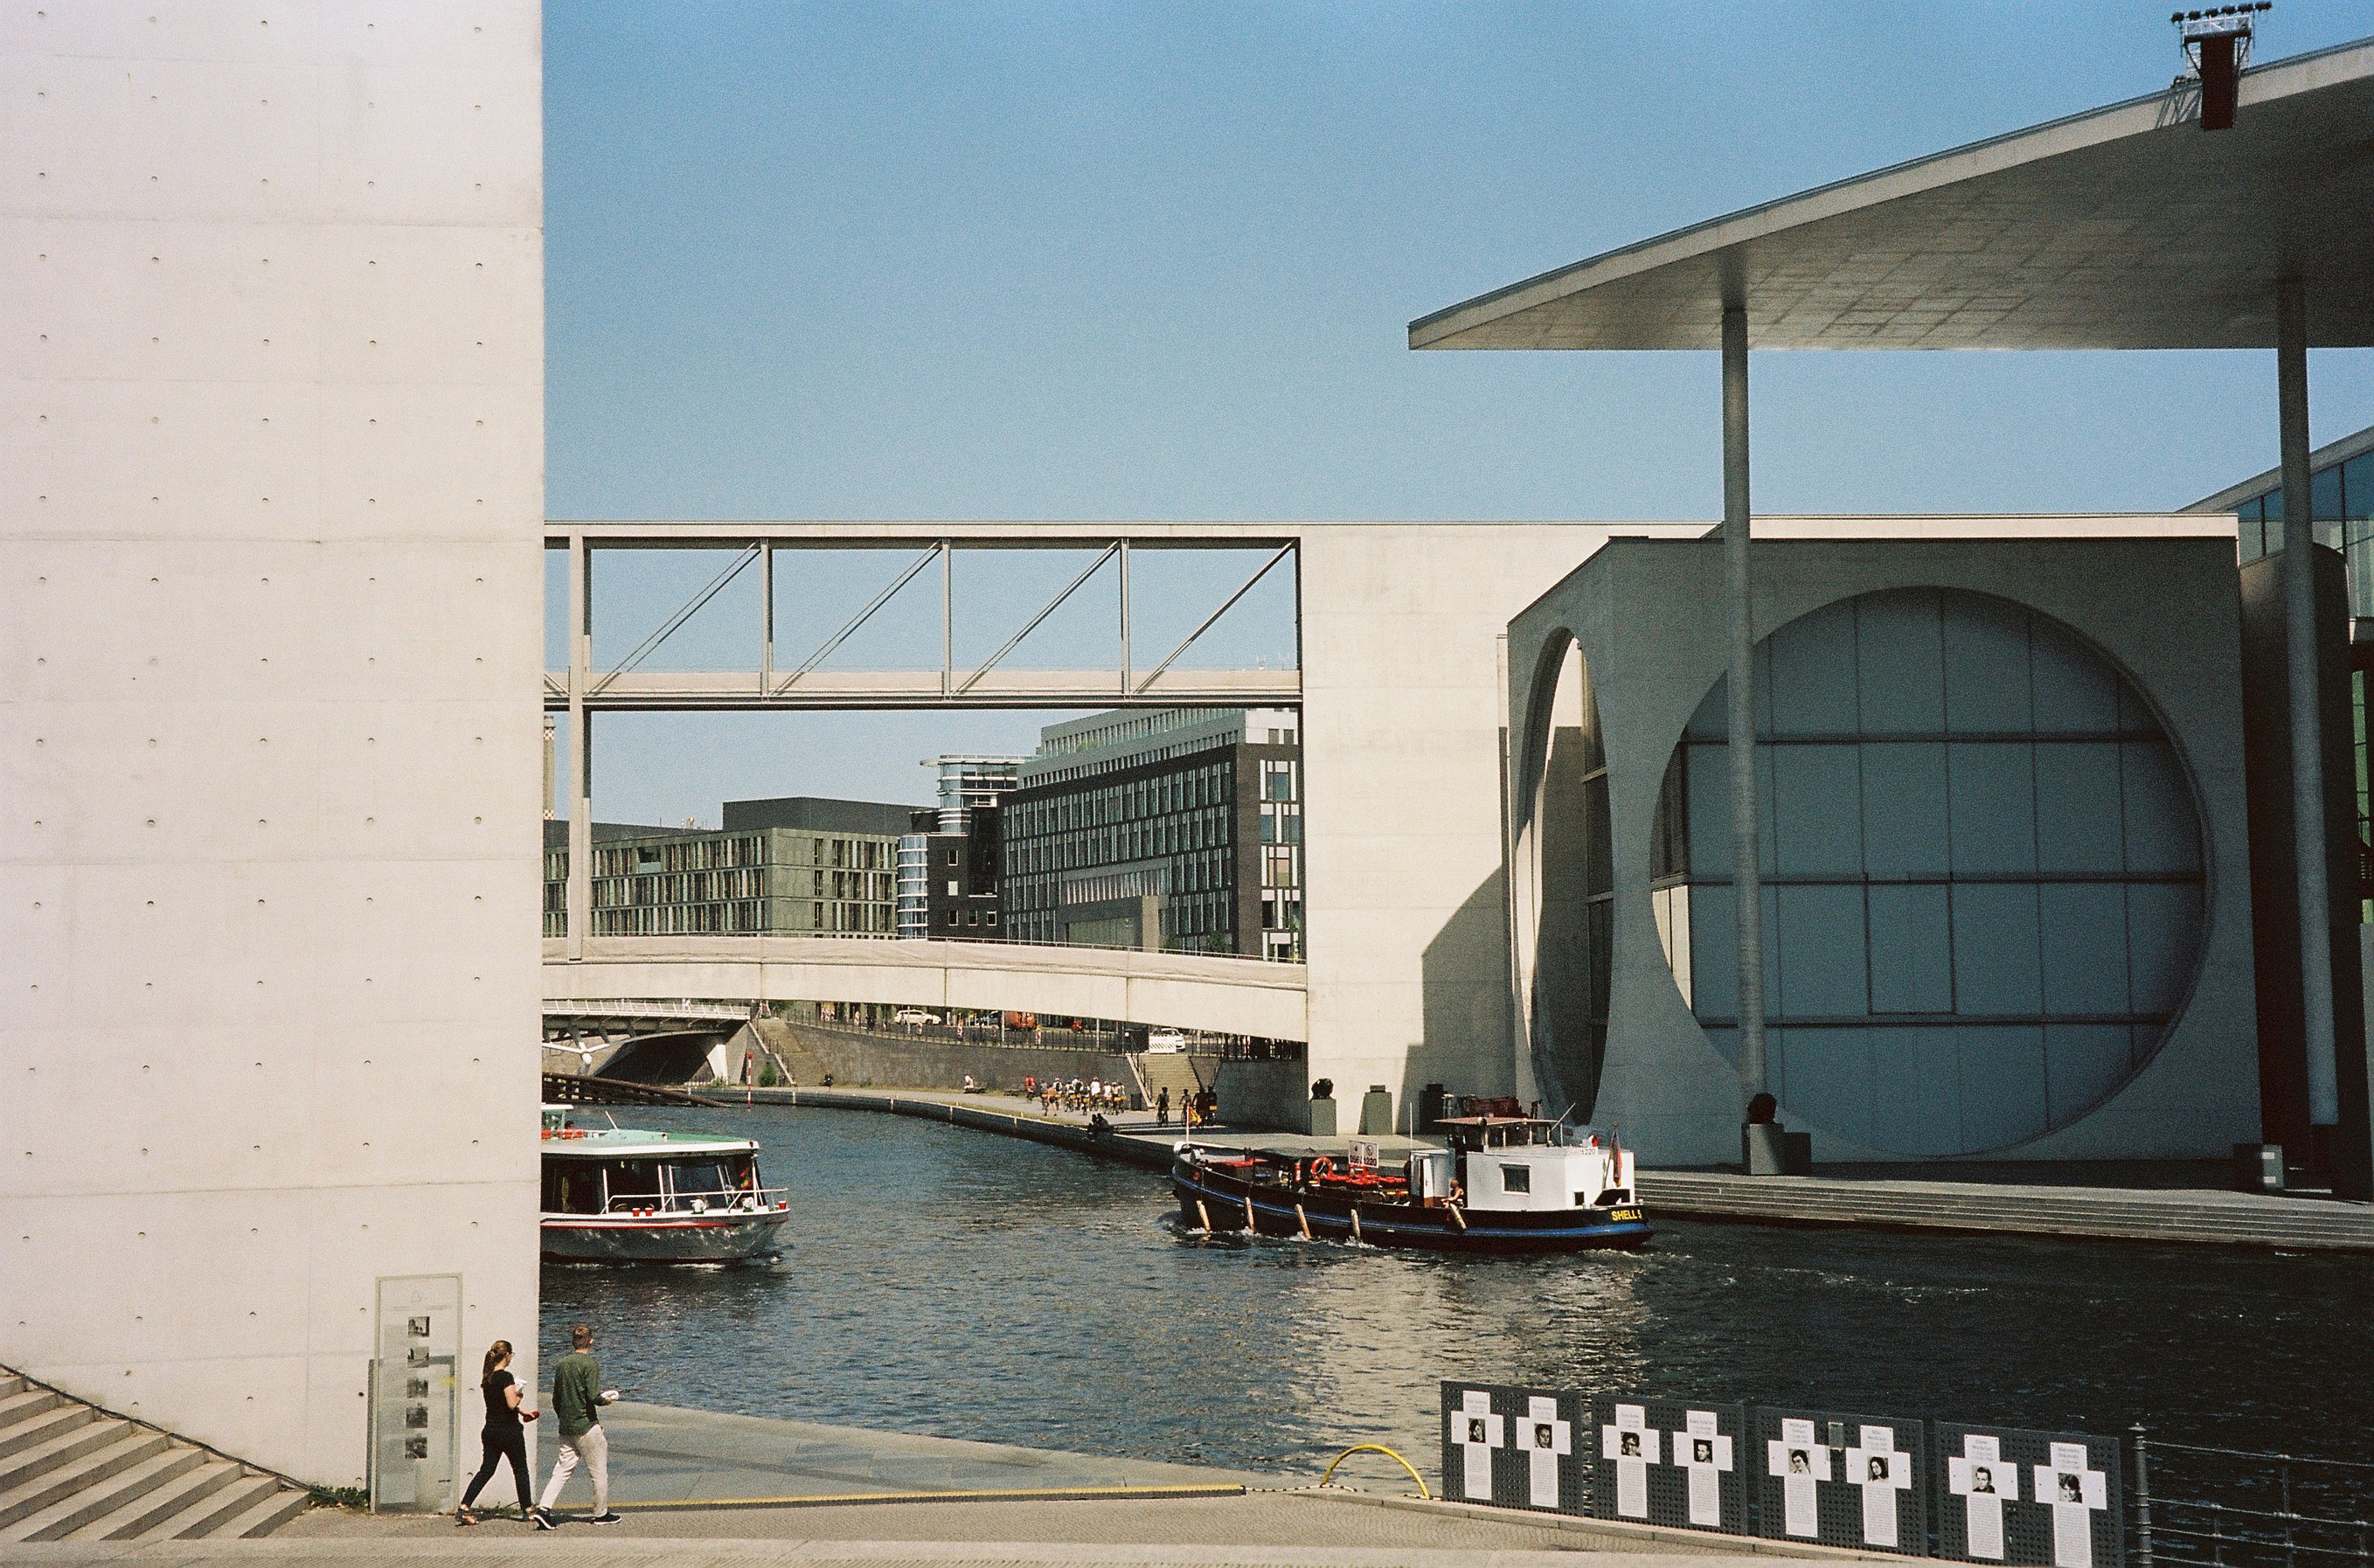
[[539, 1104, 2374, 1480]]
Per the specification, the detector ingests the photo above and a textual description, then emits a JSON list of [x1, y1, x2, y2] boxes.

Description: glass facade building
[[1648, 588, 2206, 1155], [2225, 441, 2374, 618], [2206, 427, 2374, 919], [1001, 708, 1303, 959]]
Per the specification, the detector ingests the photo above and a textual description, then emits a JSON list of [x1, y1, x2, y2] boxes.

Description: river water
[[539, 1104, 2374, 1482]]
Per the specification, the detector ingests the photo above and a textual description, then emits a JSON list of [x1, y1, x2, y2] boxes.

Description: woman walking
[[456, 1339, 538, 1525]]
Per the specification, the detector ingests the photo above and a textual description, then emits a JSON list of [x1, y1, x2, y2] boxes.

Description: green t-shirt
[[552, 1350, 604, 1438]]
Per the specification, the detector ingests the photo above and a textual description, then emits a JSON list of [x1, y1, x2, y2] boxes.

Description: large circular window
[[1649, 588, 2205, 1155]]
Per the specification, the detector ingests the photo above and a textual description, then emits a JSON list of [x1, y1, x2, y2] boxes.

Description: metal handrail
[[2151, 1441, 2374, 1473], [558, 927, 1306, 965], [2158, 1500, 2374, 1534], [594, 1189, 788, 1215]]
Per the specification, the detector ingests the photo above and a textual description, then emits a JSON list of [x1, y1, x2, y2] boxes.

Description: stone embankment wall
[[753, 1020, 1309, 1131]]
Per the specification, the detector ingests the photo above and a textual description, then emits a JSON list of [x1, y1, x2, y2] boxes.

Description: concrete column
[[760, 538, 775, 695], [1723, 307, 1768, 1109], [2278, 278, 2339, 1133], [1119, 538, 1133, 693], [566, 534, 592, 961]]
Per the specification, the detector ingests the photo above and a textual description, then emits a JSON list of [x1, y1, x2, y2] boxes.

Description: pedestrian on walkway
[[1156, 1086, 1170, 1126], [532, 1324, 621, 1528], [455, 1339, 538, 1525]]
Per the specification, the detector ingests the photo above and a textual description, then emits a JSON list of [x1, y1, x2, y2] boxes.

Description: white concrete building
[[1, 3, 545, 1484], [1507, 524, 2259, 1163]]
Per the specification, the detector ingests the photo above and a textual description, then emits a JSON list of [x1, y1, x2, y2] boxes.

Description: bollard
[[2131, 1426, 2153, 1568]]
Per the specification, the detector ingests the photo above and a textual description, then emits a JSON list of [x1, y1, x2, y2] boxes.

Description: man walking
[[532, 1324, 621, 1528]]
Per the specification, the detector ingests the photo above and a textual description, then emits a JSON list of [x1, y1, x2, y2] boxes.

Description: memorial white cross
[[2034, 1442, 2107, 1568], [1667, 1410, 1734, 1527], [1600, 1403, 1662, 1519], [1844, 1426, 1914, 1548], [1516, 1396, 1572, 1509], [1947, 1434, 2020, 1561], [1448, 1390, 1504, 1502], [1766, 1419, 1831, 1538]]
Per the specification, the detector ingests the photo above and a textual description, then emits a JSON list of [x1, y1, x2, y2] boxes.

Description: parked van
[[1145, 1029, 1187, 1054]]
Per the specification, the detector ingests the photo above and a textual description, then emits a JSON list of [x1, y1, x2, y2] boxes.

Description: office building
[[1001, 709, 1304, 960], [544, 796, 910, 938], [898, 758, 1021, 940]]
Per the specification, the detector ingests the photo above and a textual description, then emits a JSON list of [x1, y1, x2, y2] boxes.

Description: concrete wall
[[0, 4, 545, 1482], [780, 1023, 1137, 1098], [1507, 523, 2260, 1165], [1295, 524, 1689, 1130]]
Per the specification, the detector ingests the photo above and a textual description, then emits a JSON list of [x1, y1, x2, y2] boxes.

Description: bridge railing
[[545, 927, 1303, 966]]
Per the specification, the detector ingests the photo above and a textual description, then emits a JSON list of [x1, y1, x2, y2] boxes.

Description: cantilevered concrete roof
[[1410, 38, 2374, 352]]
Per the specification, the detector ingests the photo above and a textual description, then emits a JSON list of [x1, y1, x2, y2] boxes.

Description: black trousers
[[462, 1427, 533, 1514]]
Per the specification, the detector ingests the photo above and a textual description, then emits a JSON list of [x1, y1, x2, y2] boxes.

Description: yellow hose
[[1318, 1443, 1430, 1498]]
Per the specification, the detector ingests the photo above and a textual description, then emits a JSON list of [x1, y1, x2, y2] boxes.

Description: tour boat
[[1170, 1116, 1649, 1254], [539, 1106, 791, 1263]]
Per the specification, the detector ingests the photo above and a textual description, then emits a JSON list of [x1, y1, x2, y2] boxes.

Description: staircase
[[0, 1368, 312, 1543], [752, 1016, 833, 1086], [1131, 1052, 1211, 1119]]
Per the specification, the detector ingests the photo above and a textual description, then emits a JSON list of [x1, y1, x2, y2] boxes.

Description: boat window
[[1501, 1163, 1531, 1194], [542, 1163, 601, 1215], [665, 1160, 735, 1199], [605, 1160, 663, 1209]]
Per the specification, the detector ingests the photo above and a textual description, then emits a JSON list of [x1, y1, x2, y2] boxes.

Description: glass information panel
[[366, 1274, 462, 1514]]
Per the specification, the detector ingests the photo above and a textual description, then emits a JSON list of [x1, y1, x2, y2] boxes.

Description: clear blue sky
[[545, 2, 2374, 825]]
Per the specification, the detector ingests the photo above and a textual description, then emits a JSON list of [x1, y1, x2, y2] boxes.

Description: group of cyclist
[[1000, 1075, 1219, 1128]]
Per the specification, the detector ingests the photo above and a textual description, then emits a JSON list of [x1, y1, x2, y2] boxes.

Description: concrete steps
[[1636, 1171, 2374, 1251], [0, 1368, 311, 1542], [751, 1016, 830, 1085], [1133, 1052, 1210, 1117]]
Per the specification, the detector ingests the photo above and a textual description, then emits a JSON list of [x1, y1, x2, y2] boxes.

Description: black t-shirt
[[482, 1370, 520, 1434]]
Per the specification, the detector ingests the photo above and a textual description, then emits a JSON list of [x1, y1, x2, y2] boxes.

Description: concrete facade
[[1292, 524, 1697, 1128], [1506, 521, 2262, 1164], [0, 3, 545, 1483]]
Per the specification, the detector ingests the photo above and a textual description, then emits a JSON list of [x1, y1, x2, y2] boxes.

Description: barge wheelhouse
[[539, 1106, 791, 1263], [1170, 1116, 1649, 1254]]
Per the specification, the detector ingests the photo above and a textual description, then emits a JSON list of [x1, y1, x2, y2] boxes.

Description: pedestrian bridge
[[541, 936, 1309, 1043]]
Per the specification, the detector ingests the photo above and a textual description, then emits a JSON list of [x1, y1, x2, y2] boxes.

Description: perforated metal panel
[[1752, 1406, 1929, 1554], [1439, 1382, 1586, 1513], [1587, 1396, 1749, 1534], [1934, 1422, 2121, 1568]]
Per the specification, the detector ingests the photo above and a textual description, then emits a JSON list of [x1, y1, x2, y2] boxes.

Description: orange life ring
[[1310, 1156, 1335, 1179]]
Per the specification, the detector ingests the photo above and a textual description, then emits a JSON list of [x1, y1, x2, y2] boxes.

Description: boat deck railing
[[596, 1189, 789, 1216]]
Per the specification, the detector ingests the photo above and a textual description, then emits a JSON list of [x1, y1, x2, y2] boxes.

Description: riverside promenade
[[743, 1086, 2374, 1252], [142, 1401, 1879, 1565]]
